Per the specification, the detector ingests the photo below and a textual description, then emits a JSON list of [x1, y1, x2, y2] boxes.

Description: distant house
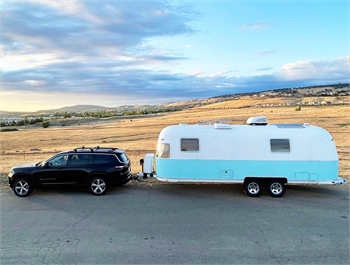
[[1, 117, 24, 124]]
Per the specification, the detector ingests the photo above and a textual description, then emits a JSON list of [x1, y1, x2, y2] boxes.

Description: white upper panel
[[157, 123, 338, 161]]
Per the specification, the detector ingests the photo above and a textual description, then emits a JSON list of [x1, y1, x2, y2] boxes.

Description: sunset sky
[[1, 0, 349, 112]]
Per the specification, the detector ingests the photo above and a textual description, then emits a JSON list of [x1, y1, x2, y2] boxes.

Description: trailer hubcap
[[270, 183, 282, 194], [247, 182, 260, 194]]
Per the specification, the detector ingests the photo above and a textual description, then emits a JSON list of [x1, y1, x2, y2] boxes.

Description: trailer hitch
[[131, 172, 155, 182]]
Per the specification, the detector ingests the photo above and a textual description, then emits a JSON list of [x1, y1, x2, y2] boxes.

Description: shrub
[[295, 105, 301, 111], [1, 128, 18, 132], [42, 121, 50, 128]]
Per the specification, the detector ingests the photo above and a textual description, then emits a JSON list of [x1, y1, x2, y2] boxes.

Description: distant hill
[[0, 104, 162, 117], [1, 83, 348, 118], [0, 105, 110, 117], [37, 104, 111, 113]]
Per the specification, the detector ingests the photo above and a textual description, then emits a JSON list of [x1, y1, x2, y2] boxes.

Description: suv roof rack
[[93, 146, 118, 150], [74, 146, 89, 152], [73, 146, 119, 152]]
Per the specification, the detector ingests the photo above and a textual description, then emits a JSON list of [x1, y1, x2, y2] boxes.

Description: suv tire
[[89, 176, 108, 196], [13, 177, 33, 197]]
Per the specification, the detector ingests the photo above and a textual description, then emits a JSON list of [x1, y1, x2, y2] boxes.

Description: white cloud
[[24, 80, 46, 86], [189, 69, 205, 77], [278, 57, 348, 81], [237, 22, 270, 30], [254, 50, 276, 57], [209, 71, 231, 78], [215, 83, 235, 88]]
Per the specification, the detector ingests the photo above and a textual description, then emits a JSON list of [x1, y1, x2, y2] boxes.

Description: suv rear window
[[116, 153, 128, 163]]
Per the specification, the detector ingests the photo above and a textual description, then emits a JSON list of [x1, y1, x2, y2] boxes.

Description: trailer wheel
[[266, 179, 285, 197], [244, 179, 262, 197]]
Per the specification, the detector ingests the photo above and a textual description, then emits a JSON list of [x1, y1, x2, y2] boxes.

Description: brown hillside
[[1, 97, 349, 186]]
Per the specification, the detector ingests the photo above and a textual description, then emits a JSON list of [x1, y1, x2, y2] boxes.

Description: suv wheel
[[13, 177, 33, 197], [89, 176, 108, 196]]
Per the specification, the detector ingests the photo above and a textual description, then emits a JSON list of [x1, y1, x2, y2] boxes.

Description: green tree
[[42, 121, 50, 128]]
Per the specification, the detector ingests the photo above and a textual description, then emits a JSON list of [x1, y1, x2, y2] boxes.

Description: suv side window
[[69, 154, 92, 165], [93, 154, 119, 164]]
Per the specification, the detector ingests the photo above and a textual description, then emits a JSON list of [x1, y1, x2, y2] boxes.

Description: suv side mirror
[[43, 162, 50, 168]]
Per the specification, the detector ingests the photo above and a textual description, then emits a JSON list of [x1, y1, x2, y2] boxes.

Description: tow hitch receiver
[[132, 157, 156, 181], [132, 172, 155, 182]]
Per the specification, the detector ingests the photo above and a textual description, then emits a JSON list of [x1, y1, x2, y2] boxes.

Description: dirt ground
[[1, 100, 349, 187]]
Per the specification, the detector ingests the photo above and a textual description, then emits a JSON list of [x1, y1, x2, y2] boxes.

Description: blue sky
[[1, 0, 349, 111]]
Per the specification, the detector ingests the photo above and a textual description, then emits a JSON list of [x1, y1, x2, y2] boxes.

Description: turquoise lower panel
[[155, 159, 338, 181]]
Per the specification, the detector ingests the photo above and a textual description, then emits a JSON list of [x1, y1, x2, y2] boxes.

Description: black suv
[[8, 146, 132, 197]]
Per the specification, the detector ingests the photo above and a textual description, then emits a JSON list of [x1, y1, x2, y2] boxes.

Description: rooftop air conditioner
[[246, 116, 268, 125]]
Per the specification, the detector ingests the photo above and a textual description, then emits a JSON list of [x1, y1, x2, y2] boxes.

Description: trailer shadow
[[4, 180, 348, 201], [127, 181, 349, 200], [286, 184, 349, 198]]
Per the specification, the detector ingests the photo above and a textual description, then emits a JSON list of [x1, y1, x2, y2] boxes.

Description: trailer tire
[[266, 179, 285, 197], [244, 179, 262, 197]]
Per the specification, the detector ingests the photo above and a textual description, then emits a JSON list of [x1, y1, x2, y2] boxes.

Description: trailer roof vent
[[274, 123, 305, 128], [214, 123, 232, 129], [246, 116, 268, 126]]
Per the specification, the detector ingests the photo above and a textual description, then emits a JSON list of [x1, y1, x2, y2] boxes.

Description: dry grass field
[[1, 97, 349, 187]]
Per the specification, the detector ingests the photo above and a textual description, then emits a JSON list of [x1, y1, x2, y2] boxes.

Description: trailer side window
[[156, 143, 170, 158], [181, 138, 199, 152], [270, 139, 290, 153]]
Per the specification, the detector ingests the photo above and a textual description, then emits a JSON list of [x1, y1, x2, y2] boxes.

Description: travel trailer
[[138, 116, 347, 197]]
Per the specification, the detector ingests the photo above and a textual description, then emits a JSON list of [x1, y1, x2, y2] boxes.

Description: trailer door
[[178, 138, 199, 178]]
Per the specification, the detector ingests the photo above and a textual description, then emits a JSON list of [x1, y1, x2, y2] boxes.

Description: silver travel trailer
[[138, 116, 347, 197]]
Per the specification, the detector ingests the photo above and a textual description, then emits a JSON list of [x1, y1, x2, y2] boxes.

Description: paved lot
[[0, 182, 349, 265]]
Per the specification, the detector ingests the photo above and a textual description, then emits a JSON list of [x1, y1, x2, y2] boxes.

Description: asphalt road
[[1, 182, 349, 265]]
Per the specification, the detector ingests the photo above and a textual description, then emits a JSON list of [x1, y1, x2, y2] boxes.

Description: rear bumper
[[288, 177, 348, 185], [334, 177, 347, 185]]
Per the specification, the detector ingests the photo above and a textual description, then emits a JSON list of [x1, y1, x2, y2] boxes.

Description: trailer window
[[181, 138, 199, 152], [156, 143, 170, 158], [270, 139, 290, 153]]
